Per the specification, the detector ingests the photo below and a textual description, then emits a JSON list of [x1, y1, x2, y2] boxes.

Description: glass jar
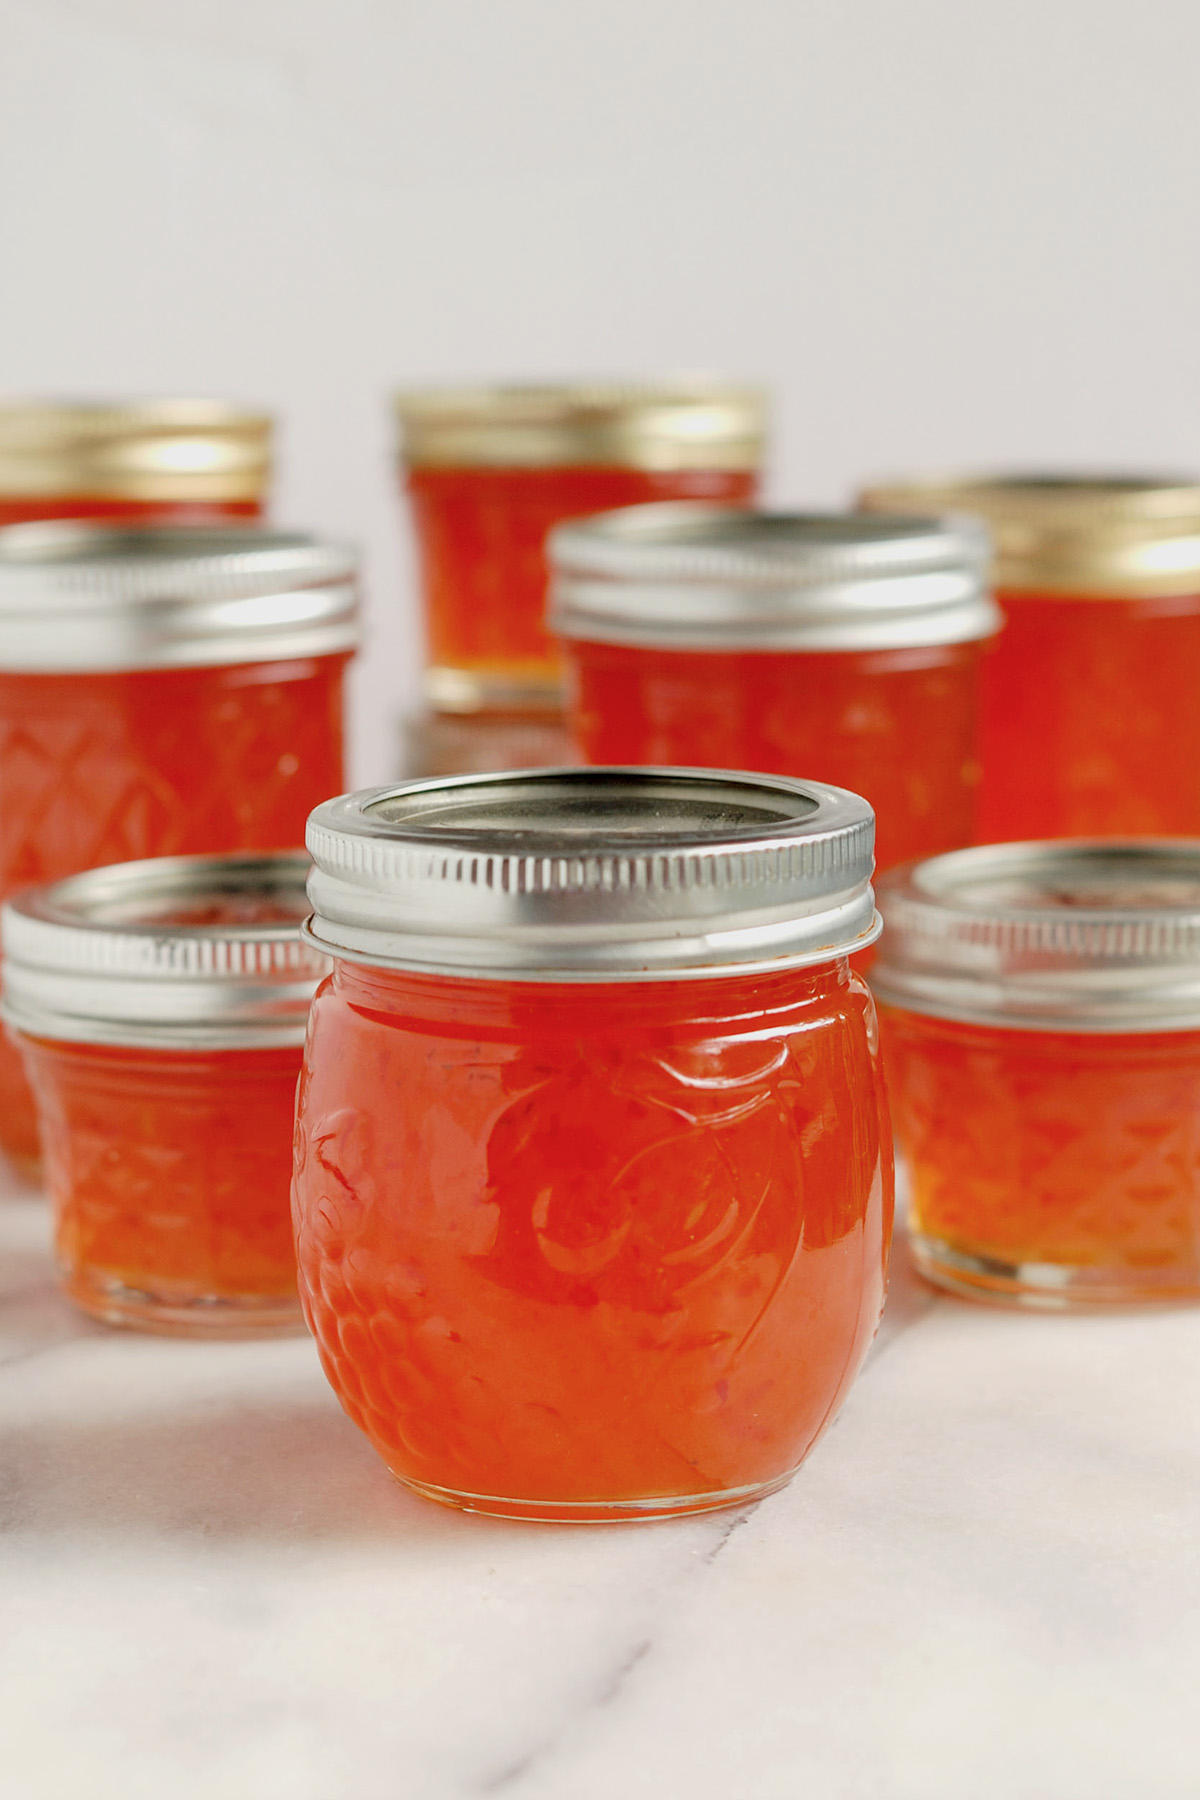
[[873, 840, 1200, 1307], [0, 399, 272, 525], [0, 522, 357, 1169], [294, 767, 892, 1522], [393, 383, 765, 713], [2, 852, 327, 1332], [551, 506, 999, 874], [859, 476, 1200, 840]]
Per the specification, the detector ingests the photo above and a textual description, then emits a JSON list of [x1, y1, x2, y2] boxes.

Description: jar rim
[[873, 840, 1200, 1032], [305, 767, 880, 981], [548, 504, 1000, 651], [1, 851, 328, 1047]]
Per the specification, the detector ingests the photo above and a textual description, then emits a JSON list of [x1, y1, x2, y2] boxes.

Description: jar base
[[911, 1232, 1200, 1309], [63, 1265, 307, 1337], [389, 1467, 796, 1523]]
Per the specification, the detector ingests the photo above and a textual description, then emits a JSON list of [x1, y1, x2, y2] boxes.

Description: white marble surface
[[3, 1173, 1200, 1800]]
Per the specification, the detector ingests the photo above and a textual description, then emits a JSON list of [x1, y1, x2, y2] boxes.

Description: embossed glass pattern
[[294, 767, 892, 1521], [293, 962, 891, 1520]]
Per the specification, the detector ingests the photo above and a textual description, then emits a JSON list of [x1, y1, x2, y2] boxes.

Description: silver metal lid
[[548, 504, 1000, 651], [0, 522, 359, 672], [305, 767, 880, 982], [1, 852, 329, 1048], [873, 841, 1200, 1032]]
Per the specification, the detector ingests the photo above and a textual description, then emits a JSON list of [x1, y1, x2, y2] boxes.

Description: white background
[[3, 0, 1199, 781]]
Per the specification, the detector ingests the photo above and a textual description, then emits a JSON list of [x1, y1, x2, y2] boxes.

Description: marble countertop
[[4, 1172, 1199, 1800]]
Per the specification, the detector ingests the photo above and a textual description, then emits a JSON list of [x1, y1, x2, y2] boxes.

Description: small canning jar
[[550, 506, 999, 874], [860, 476, 1200, 841], [295, 767, 893, 1522], [0, 398, 272, 526], [0, 523, 357, 1169], [874, 840, 1200, 1308], [393, 383, 764, 713], [2, 852, 328, 1333]]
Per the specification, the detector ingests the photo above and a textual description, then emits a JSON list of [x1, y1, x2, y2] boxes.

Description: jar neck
[[330, 956, 855, 1033]]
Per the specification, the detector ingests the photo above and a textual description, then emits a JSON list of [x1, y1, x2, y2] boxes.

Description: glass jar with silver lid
[[0, 523, 358, 1169], [3, 852, 328, 1334], [874, 840, 1200, 1308], [548, 505, 1000, 874], [294, 767, 893, 1522]]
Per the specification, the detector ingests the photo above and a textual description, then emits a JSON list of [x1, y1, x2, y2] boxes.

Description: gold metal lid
[[859, 475, 1200, 598], [393, 381, 766, 471], [0, 399, 273, 502]]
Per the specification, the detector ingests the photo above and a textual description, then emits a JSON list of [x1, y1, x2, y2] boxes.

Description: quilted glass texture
[[0, 655, 346, 1163], [883, 1009, 1200, 1282], [22, 1038, 302, 1313]]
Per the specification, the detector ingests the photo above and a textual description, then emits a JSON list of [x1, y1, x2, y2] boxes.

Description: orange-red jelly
[[21, 1040, 303, 1331], [882, 1012, 1200, 1304], [294, 961, 891, 1519], [406, 464, 757, 706], [978, 589, 1200, 840], [0, 497, 260, 527], [0, 657, 346, 1167], [567, 640, 987, 873]]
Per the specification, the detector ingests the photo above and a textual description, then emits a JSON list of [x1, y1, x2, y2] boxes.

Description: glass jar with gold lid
[[394, 381, 766, 713], [0, 398, 273, 527], [860, 475, 1200, 841]]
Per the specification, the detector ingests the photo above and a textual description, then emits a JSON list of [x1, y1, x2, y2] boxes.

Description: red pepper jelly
[[550, 506, 999, 875], [393, 384, 764, 714], [874, 841, 1200, 1307], [860, 476, 1200, 841], [0, 398, 272, 526], [2, 852, 328, 1332], [0, 523, 357, 1169], [295, 768, 893, 1521]]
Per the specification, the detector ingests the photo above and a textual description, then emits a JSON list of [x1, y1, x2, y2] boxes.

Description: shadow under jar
[[549, 506, 1000, 875], [0, 522, 357, 1171], [393, 383, 765, 715], [0, 398, 272, 526], [860, 476, 1200, 841], [1, 852, 328, 1333], [295, 767, 893, 1522], [873, 840, 1200, 1308]]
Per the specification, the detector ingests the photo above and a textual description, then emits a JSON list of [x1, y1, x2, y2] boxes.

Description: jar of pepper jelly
[[295, 767, 893, 1522], [0, 522, 357, 1170], [858, 476, 1200, 841], [550, 505, 999, 874], [0, 398, 272, 526], [873, 840, 1200, 1308], [2, 852, 327, 1332], [393, 383, 765, 713]]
